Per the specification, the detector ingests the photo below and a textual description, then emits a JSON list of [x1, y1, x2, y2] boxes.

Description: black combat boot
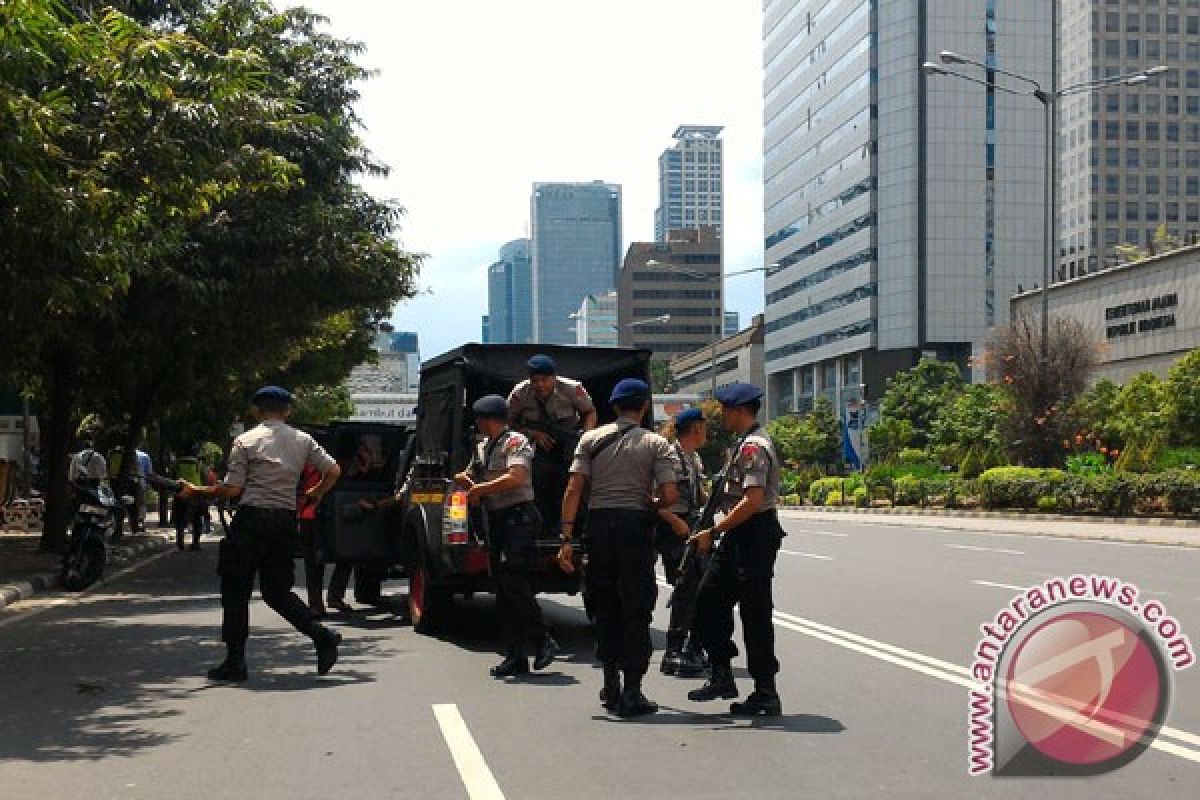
[[674, 646, 707, 678], [532, 634, 559, 671], [660, 648, 683, 675], [599, 663, 622, 711], [687, 661, 738, 701], [730, 679, 782, 717], [617, 672, 658, 718], [489, 648, 530, 678], [207, 645, 248, 682], [314, 627, 343, 676]]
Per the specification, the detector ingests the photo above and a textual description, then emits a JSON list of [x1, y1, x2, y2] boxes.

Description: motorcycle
[[61, 482, 130, 591]]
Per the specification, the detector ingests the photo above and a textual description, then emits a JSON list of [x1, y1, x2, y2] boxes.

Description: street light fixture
[[922, 53, 1169, 363]]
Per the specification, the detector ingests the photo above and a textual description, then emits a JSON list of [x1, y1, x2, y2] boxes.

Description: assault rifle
[[667, 462, 728, 608]]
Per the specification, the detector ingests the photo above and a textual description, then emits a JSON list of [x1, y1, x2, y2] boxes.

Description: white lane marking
[[973, 580, 1028, 592], [946, 543, 1025, 556], [790, 530, 849, 538], [0, 548, 175, 629], [432, 704, 506, 800], [657, 579, 1200, 760], [779, 549, 832, 561]]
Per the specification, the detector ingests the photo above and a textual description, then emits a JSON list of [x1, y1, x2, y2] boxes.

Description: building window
[[1147, 13, 1161, 33], [1169, 95, 1181, 115], [1128, 174, 1140, 193], [1168, 14, 1180, 34], [1189, 149, 1200, 168], [1147, 147, 1161, 167], [1167, 202, 1181, 221], [1106, 201, 1120, 220], [1127, 121, 1141, 140], [1107, 11, 1121, 30], [1147, 175, 1161, 194], [1107, 147, 1121, 166], [1129, 94, 1142, 113], [1189, 176, 1200, 195], [1129, 39, 1142, 58], [1105, 38, 1121, 59], [1127, 228, 1141, 244], [1188, 202, 1200, 221], [1147, 121, 1161, 140], [1147, 203, 1161, 221], [1127, 202, 1141, 220], [1127, 147, 1141, 167], [1105, 120, 1120, 140], [1107, 174, 1121, 194]]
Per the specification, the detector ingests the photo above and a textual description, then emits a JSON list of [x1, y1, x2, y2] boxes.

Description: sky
[[291, 0, 766, 359]]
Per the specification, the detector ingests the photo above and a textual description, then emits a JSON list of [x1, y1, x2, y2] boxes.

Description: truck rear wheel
[[408, 546, 452, 634]]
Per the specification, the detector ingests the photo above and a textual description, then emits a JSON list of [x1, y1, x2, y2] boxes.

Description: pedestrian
[[656, 407, 708, 678], [132, 446, 153, 534], [508, 354, 597, 536], [687, 383, 786, 717], [172, 454, 205, 552], [557, 378, 680, 717], [69, 436, 108, 487], [180, 386, 344, 682], [454, 394, 557, 678]]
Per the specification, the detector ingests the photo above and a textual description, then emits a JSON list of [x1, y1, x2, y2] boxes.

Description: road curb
[[0, 533, 175, 611], [780, 505, 1200, 529]]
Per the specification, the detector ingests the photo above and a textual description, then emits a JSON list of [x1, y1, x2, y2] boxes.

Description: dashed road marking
[[433, 703, 506, 800], [780, 549, 833, 561], [946, 543, 1025, 556]]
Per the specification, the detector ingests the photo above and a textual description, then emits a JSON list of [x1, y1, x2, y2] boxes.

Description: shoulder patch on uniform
[[575, 384, 588, 398], [503, 435, 524, 453], [739, 443, 761, 464]]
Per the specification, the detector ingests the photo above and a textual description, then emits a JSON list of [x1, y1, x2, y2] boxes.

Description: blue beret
[[714, 382, 764, 407], [252, 385, 293, 405], [610, 378, 650, 403], [675, 407, 705, 428], [471, 394, 509, 417], [527, 354, 557, 375]]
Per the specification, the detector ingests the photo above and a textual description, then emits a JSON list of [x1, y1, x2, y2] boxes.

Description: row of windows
[[1095, 92, 1200, 115], [1086, 144, 1200, 166], [1096, 119, 1200, 141], [632, 307, 718, 318], [1100, 200, 1199, 220], [765, 319, 876, 363], [630, 271, 709, 283], [765, 64, 871, 157], [766, 176, 873, 252], [630, 324, 720, 336], [764, 0, 850, 72], [1097, 173, 1200, 193], [765, 3, 870, 111], [631, 289, 719, 300], [767, 105, 871, 196], [766, 247, 874, 305], [764, 283, 875, 336], [1100, 227, 1200, 247], [1101, 10, 1200, 33], [767, 139, 871, 219]]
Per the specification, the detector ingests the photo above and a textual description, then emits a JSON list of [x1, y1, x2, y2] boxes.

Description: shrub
[[853, 487, 869, 508], [1036, 496, 1058, 512], [808, 475, 863, 505], [978, 467, 1068, 509], [1081, 473, 1140, 516], [1155, 447, 1200, 471], [824, 490, 844, 507], [1156, 470, 1200, 514], [899, 448, 930, 466], [1065, 452, 1109, 476], [894, 475, 924, 506]]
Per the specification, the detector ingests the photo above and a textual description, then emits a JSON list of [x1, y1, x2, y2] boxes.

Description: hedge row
[[977, 467, 1200, 515]]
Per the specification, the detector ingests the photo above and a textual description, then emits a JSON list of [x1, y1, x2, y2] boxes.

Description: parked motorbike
[[61, 482, 130, 591]]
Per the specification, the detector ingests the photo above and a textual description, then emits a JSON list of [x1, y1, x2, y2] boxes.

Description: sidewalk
[[780, 506, 1200, 548], [0, 527, 175, 610]]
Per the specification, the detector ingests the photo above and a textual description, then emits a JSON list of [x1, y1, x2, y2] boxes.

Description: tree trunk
[[40, 360, 76, 553]]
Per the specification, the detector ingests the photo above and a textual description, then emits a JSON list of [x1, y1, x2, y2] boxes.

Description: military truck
[[317, 343, 653, 633]]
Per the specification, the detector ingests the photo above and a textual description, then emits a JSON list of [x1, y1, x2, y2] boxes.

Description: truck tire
[[408, 545, 452, 635]]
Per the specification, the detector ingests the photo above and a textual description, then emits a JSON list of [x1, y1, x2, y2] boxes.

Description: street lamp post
[[922, 53, 1168, 363]]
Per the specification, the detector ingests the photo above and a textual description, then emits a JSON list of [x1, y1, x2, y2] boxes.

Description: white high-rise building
[[762, 0, 1052, 420], [655, 125, 725, 243]]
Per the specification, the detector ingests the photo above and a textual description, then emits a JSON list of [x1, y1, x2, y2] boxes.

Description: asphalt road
[[1, 515, 1198, 799]]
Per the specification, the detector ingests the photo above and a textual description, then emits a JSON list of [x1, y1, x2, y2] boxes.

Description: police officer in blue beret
[[686, 383, 785, 716], [558, 378, 681, 717], [454, 394, 558, 677], [181, 386, 344, 681], [655, 407, 709, 677]]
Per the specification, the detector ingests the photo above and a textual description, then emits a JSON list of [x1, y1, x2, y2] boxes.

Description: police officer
[[558, 379, 680, 717], [508, 354, 597, 536], [180, 386, 344, 682], [656, 407, 708, 678], [687, 383, 785, 716], [453, 394, 558, 678]]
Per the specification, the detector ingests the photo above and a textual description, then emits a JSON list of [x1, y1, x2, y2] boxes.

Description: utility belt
[[488, 500, 539, 526], [717, 509, 784, 544], [234, 506, 296, 522]]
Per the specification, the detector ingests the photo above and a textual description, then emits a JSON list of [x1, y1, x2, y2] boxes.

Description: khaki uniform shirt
[[70, 449, 108, 484], [721, 426, 780, 513], [570, 418, 680, 511], [470, 430, 535, 510], [667, 443, 706, 516], [224, 420, 335, 511], [508, 377, 595, 431]]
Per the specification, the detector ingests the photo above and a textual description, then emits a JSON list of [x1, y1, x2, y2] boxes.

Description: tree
[[696, 399, 737, 474], [930, 383, 1007, 465], [1073, 378, 1124, 450], [1166, 349, 1200, 445], [649, 359, 674, 394], [1114, 372, 1171, 448], [868, 358, 964, 458], [291, 385, 355, 426], [986, 315, 1097, 467], [767, 397, 840, 469]]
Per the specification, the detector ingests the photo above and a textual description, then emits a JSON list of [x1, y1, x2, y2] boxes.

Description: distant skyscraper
[[655, 126, 724, 243], [724, 311, 741, 336], [481, 315, 491, 343], [762, 1, 1049, 417], [485, 239, 533, 343], [1058, 2, 1193, 280], [531, 181, 622, 344], [571, 291, 618, 347]]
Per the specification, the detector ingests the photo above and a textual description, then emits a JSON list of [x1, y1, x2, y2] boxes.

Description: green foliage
[[893, 475, 924, 506], [978, 467, 1068, 509], [1065, 452, 1110, 476], [290, 385, 354, 426], [1036, 496, 1059, 512], [1155, 447, 1200, 471], [1166, 350, 1200, 445], [767, 397, 840, 468], [1114, 372, 1171, 448], [853, 486, 869, 508], [871, 359, 965, 454], [867, 416, 916, 463], [779, 465, 825, 499], [697, 399, 738, 474], [1073, 379, 1123, 448], [648, 359, 673, 394], [824, 490, 844, 507], [1114, 436, 1163, 474], [809, 475, 863, 505], [931, 383, 1007, 465]]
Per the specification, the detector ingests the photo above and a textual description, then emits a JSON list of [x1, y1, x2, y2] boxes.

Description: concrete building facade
[[531, 182, 622, 345], [762, 0, 1051, 418], [1058, 0, 1200, 280], [571, 291, 619, 347], [655, 125, 725, 243], [617, 227, 723, 359], [670, 314, 766, 399], [1011, 244, 1200, 384]]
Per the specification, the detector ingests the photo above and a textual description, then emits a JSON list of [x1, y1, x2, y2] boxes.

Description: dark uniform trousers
[[219, 507, 322, 646], [695, 510, 784, 684], [586, 509, 658, 675], [488, 502, 545, 649], [655, 518, 705, 652]]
